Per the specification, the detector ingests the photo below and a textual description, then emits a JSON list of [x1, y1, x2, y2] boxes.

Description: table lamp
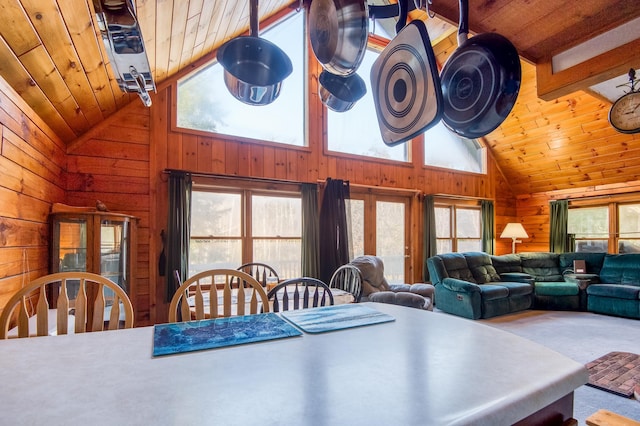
[[500, 223, 528, 253]]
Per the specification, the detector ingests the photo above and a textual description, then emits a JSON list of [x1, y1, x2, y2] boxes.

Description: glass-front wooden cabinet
[[50, 212, 137, 297]]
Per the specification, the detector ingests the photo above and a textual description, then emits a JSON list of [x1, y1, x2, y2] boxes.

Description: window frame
[[171, 9, 309, 150], [190, 179, 303, 277], [569, 199, 640, 253], [434, 199, 482, 254]]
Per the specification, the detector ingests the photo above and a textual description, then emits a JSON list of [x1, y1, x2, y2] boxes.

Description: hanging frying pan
[[440, 0, 521, 138], [217, 0, 292, 105], [309, 0, 368, 76], [319, 70, 366, 112], [371, 0, 442, 146]]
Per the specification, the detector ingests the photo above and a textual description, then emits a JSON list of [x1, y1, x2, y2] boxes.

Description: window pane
[[191, 192, 241, 236], [176, 13, 305, 146], [458, 239, 482, 252], [376, 201, 405, 283], [575, 240, 608, 253], [327, 49, 408, 162], [189, 238, 241, 275], [253, 239, 301, 279], [435, 207, 451, 238], [437, 239, 452, 254], [619, 240, 640, 253], [424, 121, 485, 173], [348, 199, 364, 258], [252, 195, 301, 237], [619, 204, 640, 237], [568, 207, 608, 239], [456, 208, 480, 238]]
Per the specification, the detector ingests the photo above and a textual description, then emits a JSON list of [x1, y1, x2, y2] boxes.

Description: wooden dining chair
[[267, 277, 334, 312], [236, 262, 280, 287], [329, 264, 363, 303], [0, 272, 134, 339], [169, 269, 269, 322]]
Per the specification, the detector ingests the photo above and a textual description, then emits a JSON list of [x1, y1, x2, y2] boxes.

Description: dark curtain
[[549, 199, 569, 253], [319, 178, 350, 285], [301, 183, 320, 278], [481, 200, 495, 255], [422, 195, 437, 281], [165, 171, 192, 301]]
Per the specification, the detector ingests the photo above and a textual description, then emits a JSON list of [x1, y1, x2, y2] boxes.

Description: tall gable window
[[424, 122, 486, 173], [327, 48, 409, 162], [176, 12, 305, 146]]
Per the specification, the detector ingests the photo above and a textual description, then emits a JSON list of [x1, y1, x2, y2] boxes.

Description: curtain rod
[[163, 169, 305, 186], [316, 179, 421, 194]]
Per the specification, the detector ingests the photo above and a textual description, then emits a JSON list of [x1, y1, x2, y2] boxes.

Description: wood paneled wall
[[0, 78, 66, 310]]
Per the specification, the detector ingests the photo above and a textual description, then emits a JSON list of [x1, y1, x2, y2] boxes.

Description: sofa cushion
[[558, 252, 606, 275], [520, 252, 563, 281], [463, 252, 501, 284], [534, 281, 579, 296], [600, 254, 640, 285], [498, 282, 533, 297], [437, 253, 477, 283], [587, 284, 640, 300], [479, 285, 509, 301], [490, 254, 522, 274]]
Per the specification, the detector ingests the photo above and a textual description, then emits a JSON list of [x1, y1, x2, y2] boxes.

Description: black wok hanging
[[216, 0, 292, 105], [309, 0, 369, 76], [439, 0, 521, 138], [371, 0, 443, 146]]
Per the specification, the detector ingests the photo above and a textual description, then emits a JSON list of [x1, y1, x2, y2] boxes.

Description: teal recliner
[[427, 252, 533, 319]]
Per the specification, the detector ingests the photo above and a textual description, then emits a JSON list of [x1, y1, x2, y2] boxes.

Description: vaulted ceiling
[[1, 0, 639, 195]]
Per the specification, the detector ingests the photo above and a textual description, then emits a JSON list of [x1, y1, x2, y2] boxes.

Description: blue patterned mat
[[153, 313, 302, 357], [281, 304, 395, 334]]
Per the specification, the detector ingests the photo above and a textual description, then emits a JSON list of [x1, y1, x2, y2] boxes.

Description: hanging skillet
[[371, 0, 443, 146], [309, 0, 369, 76], [440, 0, 521, 138], [216, 0, 292, 105]]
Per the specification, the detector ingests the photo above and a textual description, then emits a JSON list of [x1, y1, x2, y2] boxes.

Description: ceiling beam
[[536, 38, 640, 101]]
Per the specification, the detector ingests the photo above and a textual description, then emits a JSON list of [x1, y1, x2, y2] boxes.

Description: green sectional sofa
[[427, 251, 640, 320]]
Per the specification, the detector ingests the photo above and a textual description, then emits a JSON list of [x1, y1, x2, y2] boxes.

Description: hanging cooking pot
[[371, 0, 443, 146], [319, 70, 366, 112], [440, 0, 521, 138], [216, 0, 292, 105], [309, 0, 369, 76]]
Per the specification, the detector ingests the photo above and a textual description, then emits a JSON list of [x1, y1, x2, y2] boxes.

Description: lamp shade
[[500, 223, 529, 239]]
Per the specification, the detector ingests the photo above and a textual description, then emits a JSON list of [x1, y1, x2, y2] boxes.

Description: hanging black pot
[[440, 0, 521, 138], [216, 0, 292, 105], [319, 70, 366, 112]]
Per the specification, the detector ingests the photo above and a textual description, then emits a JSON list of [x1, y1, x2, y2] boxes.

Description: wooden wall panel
[[0, 78, 66, 314], [65, 101, 152, 324]]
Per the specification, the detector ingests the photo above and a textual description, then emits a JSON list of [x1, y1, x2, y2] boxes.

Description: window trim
[[190, 180, 303, 274], [434, 198, 482, 253], [171, 9, 309, 149], [568, 199, 640, 253]]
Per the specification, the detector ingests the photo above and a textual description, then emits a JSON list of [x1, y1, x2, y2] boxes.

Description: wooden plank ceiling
[[0, 0, 639, 196]]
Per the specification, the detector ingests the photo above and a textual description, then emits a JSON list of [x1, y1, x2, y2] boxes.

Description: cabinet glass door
[[56, 219, 88, 273], [100, 219, 129, 293]]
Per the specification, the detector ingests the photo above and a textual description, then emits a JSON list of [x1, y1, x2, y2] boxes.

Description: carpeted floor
[[471, 310, 640, 424]]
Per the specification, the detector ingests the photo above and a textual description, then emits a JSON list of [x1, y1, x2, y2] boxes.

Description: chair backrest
[[267, 277, 334, 312], [236, 263, 280, 287], [0, 272, 134, 339], [329, 264, 363, 302], [169, 269, 269, 322]]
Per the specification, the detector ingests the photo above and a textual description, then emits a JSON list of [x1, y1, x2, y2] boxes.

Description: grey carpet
[[476, 310, 640, 424]]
